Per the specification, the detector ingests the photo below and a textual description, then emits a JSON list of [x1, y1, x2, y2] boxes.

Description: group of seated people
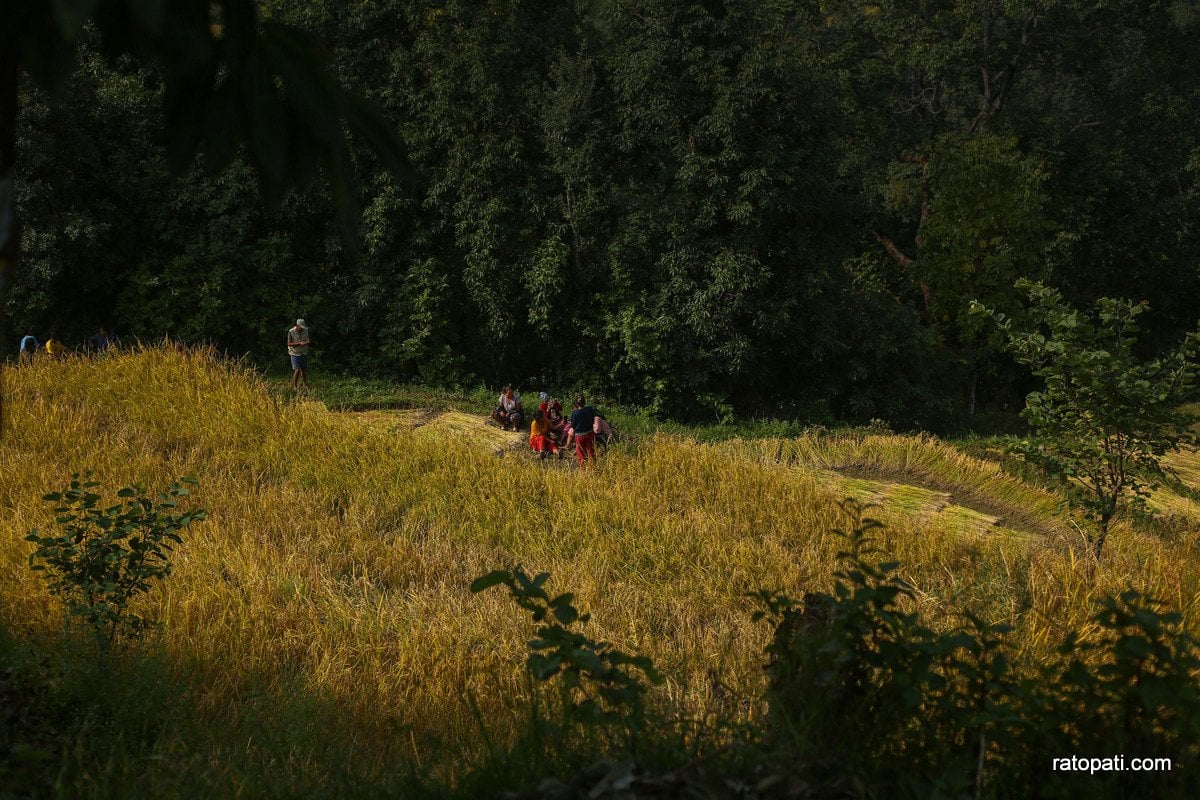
[[492, 386, 614, 466]]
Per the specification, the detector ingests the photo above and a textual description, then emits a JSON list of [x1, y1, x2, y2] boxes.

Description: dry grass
[[2, 348, 1199, 782]]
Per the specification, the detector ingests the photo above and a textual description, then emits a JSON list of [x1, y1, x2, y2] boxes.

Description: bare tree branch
[[874, 229, 932, 310], [973, 8, 1039, 130]]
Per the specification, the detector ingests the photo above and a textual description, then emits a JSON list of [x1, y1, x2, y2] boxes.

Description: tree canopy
[[8, 0, 1200, 427]]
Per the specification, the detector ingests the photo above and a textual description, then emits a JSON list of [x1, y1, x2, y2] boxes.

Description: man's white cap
[[296, 319, 306, 327]]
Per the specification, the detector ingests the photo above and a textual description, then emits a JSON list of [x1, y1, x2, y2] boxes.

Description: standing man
[[287, 318, 311, 392], [569, 395, 598, 468]]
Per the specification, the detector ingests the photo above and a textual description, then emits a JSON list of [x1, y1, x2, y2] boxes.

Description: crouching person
[[593, 413, 615, 448], [538, 392, 567, 438], [529, 409, 561, 459], [492, 385, 524, 431]]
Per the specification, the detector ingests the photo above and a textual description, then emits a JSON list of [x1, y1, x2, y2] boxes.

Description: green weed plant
[[26, 475, 206, 646], [471, 567, 663, 735], [751, 501, 1200, 798]]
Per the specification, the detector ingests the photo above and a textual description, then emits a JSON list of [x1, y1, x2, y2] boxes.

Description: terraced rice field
[[3, 348, 1199, 792]]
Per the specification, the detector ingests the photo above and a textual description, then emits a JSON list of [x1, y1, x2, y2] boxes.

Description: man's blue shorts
[[290, 354, 308, 371]]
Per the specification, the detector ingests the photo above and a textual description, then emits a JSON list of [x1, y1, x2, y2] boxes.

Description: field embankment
[[2, 349, 1199, 792]]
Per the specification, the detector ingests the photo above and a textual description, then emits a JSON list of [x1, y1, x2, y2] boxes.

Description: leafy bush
[[1040, 590, 1200, 770], [26, 474, 206, 645], [972, 281, 1200, 556], [752, 501, 1200, 798], [749, 503, 1012, 795], [470, 567, 662, 736]]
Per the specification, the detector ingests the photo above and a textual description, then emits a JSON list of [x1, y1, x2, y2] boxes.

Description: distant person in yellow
[[287, 319, 311, 392], [44, 333, 66, 360]]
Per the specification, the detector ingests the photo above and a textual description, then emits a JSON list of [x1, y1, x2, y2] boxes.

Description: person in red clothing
[[538, 392, 566, 443], [569, 395, 598, 467]]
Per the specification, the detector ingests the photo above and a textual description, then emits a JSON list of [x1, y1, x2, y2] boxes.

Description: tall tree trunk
[[1093, 517, 1111, 560]]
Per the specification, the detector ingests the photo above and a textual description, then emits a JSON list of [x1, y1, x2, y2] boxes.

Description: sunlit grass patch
[[413, 410, 524, 453], [3, 347, 1200, 791]]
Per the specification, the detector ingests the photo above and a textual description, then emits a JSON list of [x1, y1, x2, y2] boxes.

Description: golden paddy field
[[3, 348, 1199, 785]]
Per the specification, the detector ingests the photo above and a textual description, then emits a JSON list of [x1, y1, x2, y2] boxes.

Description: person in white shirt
[[491, 385, 524, 431], [287, 319, 311, 391]]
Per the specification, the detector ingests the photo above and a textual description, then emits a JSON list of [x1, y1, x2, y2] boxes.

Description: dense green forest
[[8, 0, 1199, 427]]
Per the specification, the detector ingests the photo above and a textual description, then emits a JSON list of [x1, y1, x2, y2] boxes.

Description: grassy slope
[[3, 350, 1199, 794]]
